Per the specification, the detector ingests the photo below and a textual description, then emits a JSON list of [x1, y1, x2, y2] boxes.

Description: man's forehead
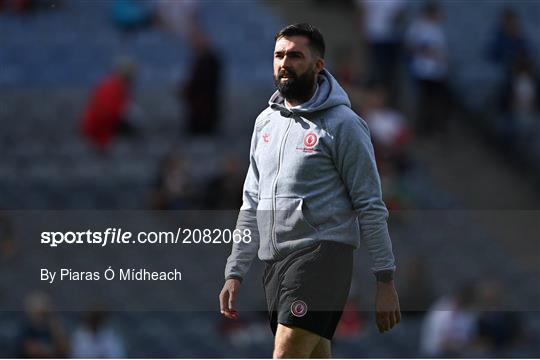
[[274, 36, 310, 52]]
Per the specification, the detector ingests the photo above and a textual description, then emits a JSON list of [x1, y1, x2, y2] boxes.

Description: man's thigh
[[311, 338, 331, 358], [273, 323, 322, 359]]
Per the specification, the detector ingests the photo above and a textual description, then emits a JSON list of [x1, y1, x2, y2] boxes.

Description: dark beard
[[274, 69, 317, 104]]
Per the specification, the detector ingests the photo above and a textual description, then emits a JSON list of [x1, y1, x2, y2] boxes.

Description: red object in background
[[385, 198, 400, 211], [335, 300, 365, 339], [13, 0, 29, 11], [395, 127, 412, 147], [81, 74, 129, 149], [0, 0, 31, 11]]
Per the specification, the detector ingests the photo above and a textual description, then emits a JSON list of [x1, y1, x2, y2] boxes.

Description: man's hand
[[219, 279, 241, 320], [375, 281, 401, 333]]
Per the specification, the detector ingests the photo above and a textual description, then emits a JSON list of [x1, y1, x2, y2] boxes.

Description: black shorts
[[263, 241, 354, 340]]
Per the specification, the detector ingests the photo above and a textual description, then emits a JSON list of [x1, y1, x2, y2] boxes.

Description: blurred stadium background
[[0, 0, 539, 357]]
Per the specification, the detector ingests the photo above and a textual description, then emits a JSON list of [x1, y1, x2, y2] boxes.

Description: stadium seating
[[0, 0, 539, 357]]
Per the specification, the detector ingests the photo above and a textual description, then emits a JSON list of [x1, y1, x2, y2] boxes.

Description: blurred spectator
[[71, 311, 125, 358], [420, 283, 477, 357], [156, 0, 198, 39], [362, 83, 412, 174], [397, 257, 434, 314], [0, 0, 56, 12], [334, 48, 366, 113], [0, 216, 15, 307], [16, 292, 68, 358], [380, 169, 411, 211], [475, 281, 524, 353], [405, 2, 450, 137], [499, 55, 540, 144], [335, 299, 365, 340], [180, 28, 223, 135], [217, 312, 268, 348], [356, 0, 407, 90], [111, 0, 155, 31], [0, 0, 32, 12], [335, 48, 363, 88], [203, 154, 244, 210], [488, 7, 531, 76], [152, 150, 195, 210], [81, 58, 138, 150], [0, 216, 15, 263]]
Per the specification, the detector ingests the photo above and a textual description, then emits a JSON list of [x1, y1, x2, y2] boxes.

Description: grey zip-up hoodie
[[225, 69, 395, 280]]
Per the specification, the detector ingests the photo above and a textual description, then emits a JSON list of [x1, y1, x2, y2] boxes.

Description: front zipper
[[270, 117, 293, 259]]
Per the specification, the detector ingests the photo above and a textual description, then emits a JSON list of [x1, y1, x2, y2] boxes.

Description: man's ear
[[315, 57, 325, 73]]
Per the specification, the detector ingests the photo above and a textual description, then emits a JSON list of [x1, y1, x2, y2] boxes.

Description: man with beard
[[219, 23, 400, 358]]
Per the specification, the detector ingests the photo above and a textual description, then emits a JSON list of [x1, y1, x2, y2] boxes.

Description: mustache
[[278, 68, 297, 79]]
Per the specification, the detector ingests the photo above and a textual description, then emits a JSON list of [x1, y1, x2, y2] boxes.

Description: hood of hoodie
[[268, 68, 351, 115]]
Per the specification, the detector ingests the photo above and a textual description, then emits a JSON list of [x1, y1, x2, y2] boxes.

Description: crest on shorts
[[290, 299, 308, 317]]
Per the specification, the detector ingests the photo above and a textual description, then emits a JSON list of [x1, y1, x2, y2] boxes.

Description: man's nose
[[281, 55, 292, 67]]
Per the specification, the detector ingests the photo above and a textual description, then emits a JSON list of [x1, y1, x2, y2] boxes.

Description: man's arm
[[332, 115, 400, 332], [220, 124, 261, 319]]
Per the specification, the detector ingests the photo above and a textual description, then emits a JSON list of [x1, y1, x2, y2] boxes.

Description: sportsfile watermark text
[[41, 228, 252, 247]]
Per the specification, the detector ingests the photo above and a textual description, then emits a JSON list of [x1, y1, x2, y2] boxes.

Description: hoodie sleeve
[[224, 124, 261, 281], [332, 114, 396, 274]]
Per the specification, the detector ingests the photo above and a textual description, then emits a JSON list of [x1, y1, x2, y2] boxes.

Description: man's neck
[[285, 83, 318, 108]]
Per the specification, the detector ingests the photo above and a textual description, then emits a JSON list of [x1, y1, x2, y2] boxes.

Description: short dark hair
[[274, 23, 325, 59]]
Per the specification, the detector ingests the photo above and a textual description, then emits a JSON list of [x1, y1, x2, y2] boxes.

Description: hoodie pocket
[[256, 198, 273, 246], [257, 197, 318, 244]]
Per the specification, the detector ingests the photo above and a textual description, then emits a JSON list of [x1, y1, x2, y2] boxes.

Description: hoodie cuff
[[374, 269, 394, 283], [225, 275, 243, 283]]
